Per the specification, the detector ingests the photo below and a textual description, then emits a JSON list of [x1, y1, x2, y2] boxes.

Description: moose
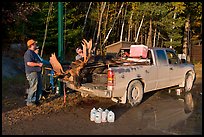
[[49, 39, 96, 88]]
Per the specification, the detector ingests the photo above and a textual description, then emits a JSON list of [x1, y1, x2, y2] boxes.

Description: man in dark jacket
[[24, 39, 43, 106]]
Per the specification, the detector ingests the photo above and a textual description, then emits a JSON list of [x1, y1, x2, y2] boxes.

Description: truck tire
[[184, 72, 194, 92], [184, 92, 194, 113], [127, 80, 143, 106]]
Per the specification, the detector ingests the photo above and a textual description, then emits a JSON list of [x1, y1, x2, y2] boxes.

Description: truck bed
[[60, 57, 152, 97]]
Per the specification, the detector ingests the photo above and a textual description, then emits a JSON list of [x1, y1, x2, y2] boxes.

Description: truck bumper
[[58, 79, 112, 98]]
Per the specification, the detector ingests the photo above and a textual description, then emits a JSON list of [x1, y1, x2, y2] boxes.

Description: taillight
[[107, 68, 114, 91]]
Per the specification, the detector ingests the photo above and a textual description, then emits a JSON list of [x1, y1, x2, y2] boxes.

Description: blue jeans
[[26, 72, 42, 103]]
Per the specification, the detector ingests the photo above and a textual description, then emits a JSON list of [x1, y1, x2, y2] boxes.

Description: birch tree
[[101, 2, 124, 47], [120, 3, 128, 42], [95, 2, 106, 50], [82, 2, 92, 34]]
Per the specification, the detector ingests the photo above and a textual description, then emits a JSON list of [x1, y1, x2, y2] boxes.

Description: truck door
[[144, 50, 157, 92], [166, 49, 183, 87], [155, 49, 170, 89]]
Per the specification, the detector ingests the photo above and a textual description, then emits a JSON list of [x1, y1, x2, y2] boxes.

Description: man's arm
[[27, 62, 43, 67]]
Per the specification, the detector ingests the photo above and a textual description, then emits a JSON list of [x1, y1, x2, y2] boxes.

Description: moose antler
[[87, 39, 92, 59], [81, 39, 87, 63], [82, 38, 92, 63]]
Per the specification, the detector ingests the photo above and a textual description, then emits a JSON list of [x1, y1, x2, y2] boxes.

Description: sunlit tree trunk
[[102, 2, 124, 47], [147, 17, 152, 47], [103, 3, 109, 40], [183, 14, 190, 62], [153, 28, 157, 47], [82, 2, 92, 34], [135, 14, 144, 43], [120, 4, 127, 42], [96, 2, 106, 54], [128, 11, 133, 42]]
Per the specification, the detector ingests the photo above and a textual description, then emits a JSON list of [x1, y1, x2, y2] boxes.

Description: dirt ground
[[2, 63, 202, 135]]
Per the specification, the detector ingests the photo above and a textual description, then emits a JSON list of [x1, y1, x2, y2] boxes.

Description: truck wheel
[[184, 92, 194, 113], [127, 80, 143, 106], [184, 73, 194, 92]]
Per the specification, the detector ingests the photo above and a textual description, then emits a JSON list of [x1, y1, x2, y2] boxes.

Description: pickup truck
[[59, 47, 196, 106]]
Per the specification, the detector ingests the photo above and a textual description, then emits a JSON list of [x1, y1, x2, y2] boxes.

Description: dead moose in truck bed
[[49, 39, 151, 90]]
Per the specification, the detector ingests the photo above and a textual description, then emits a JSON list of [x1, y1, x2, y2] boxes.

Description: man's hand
[[38, 63, 43, 67]]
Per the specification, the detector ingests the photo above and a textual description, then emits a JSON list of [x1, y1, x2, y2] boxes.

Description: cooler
[[129, 45, 148, 58]]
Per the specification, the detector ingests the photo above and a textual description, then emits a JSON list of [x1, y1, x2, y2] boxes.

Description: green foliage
[[2, 2, 202, 56]]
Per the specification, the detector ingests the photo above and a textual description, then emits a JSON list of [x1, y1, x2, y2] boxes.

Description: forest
[[2, 2, 202, 61]]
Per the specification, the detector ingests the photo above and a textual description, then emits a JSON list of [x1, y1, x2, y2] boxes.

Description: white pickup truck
[[60, 47, 196, 106]]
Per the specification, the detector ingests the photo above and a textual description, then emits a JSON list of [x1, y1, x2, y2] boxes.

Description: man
[[34, 46, 50, 65], [34, 46, 53, 98], [34, 47, 55, 93], [24, 39, 43, 106], [75, 47, 84, 60]]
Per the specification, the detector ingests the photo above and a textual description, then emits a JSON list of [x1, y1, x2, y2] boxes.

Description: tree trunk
[[120, 4, 127, 42], [82, 2, 92, 34], [147, 17, 152, 47], [96, 2, 106, 53], [128, 11, 133, 42], [102, 2, 124, 47], [157, 31, 160, 47], [140, 30, 143, 44], [41, 2, 53, 57], [134, 24, 137, 42], [103, 3, 109, 40], [183, 14, 190, 62], [135, 15, 144, 43], [153, 28, 157, 47], [145, 33, 147, 45]]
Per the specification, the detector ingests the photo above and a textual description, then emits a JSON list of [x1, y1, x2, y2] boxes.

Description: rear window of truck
[[156, 50, 168, 65]]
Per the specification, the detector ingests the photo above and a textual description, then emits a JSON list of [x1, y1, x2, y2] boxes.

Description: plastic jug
[[97, 107, 103, 113], [107, 110, 115, 122], [101, 109, 109, 122], [95, 111, 102, 123], [90, 108, 97, 121]]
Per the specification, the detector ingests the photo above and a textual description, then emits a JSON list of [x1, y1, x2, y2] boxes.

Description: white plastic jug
[[90, 108, 97, 121], [101, 109, 109, 122], [107, 110, 115, 122], [97, 107, 103, 113], [95, 111, 102, 123]]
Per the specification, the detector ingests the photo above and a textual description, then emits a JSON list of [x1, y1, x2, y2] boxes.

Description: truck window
[[147, 50, 153, 65], [166, 50, 180, 64], [156, 50, 168, 65]]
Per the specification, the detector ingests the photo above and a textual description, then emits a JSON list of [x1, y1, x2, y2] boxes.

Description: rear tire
[[127, 80, 143, 106]]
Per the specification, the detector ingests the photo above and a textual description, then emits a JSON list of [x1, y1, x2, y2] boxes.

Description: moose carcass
[[49, 39, 94, 88]]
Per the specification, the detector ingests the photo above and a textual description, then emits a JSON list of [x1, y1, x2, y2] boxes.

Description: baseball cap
[[27, 39, 37, 47]]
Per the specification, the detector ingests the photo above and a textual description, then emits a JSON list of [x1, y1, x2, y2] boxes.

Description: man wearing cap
[[75, 47, 84, 60], [24, 39, 43, 106]]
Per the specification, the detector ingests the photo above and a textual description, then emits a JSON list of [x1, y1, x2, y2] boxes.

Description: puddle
[[93, 91, 201, 134]]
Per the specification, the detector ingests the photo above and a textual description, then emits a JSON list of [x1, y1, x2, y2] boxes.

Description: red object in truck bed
[[129, 45, 148, 58]]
